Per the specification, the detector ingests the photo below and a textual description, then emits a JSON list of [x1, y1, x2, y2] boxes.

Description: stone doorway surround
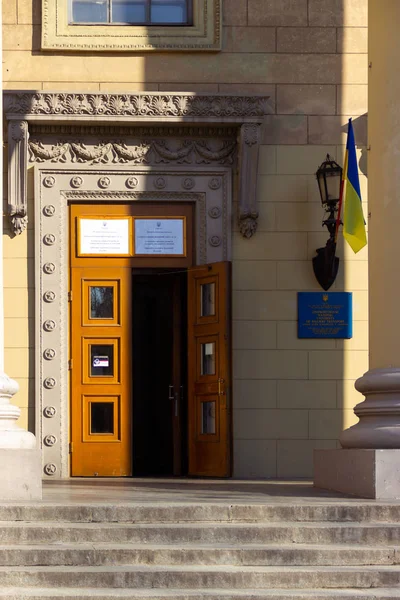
[[4, 91, 269, 478]]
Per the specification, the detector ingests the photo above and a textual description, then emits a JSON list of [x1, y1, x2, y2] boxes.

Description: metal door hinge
[[69, 442, 73, 453], [68, 291, 72, 302], [68, 359, 73, 370]]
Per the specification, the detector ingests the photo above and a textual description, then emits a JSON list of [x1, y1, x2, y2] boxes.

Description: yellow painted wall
[[2, 0, 369, 477]]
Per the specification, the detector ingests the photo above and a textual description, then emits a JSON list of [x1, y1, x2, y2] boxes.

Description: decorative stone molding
[[98, 176, 111, 189], [43, 234, 56, 246], [43, 263, 56, 275], [209, 206, 221, 219], [8, 121, 29, 236], [5, 92, 268, 122], [42, 0, 221, 52], [44, 377, 57, 389], [43, 205, 56, 217], [209, 235, 222, 247], [43, 291, 56, 303], [43, 348, 56, 360], [238, 123, 262, 238], [43, 320, 56, 332]]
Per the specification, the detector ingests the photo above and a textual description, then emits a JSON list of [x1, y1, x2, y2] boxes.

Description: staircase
[[1, 502, 400, 599]]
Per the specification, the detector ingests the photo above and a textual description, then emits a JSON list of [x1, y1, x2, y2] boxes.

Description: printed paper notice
[[79, 219, 130, 255], [134, 219, 184, 255]]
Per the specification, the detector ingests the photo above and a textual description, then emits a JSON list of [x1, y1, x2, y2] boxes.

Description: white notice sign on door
[[134, 219, 185, 255], [79, 218, 130, 255]]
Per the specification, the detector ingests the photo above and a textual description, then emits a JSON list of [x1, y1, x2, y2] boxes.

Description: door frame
[[35, 165, 232, 478]]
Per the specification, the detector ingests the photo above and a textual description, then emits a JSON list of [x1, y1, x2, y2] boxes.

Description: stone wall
[[2, 0, 368, 477]]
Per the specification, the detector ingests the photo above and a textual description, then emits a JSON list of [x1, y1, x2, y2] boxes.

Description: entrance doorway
[[132, 271, 187, 477], [69, 203, 232, 478]]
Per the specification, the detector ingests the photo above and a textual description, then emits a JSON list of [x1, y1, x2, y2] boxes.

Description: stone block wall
[[2, 0, 368, 477]]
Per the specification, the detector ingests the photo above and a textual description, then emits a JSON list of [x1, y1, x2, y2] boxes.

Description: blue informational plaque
[[298, 292, 353, 339]]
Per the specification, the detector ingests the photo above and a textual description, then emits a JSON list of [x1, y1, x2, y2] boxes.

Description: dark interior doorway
[[131, 270, 187, 476]]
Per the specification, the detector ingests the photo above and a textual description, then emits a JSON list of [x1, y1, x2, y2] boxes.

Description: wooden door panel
[[188, 261, 231, 477], [71, 266, 132, 476]]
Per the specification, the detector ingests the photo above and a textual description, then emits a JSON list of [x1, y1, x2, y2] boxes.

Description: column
[[314, 0, 400, 498], [0, 6, 42, 500]]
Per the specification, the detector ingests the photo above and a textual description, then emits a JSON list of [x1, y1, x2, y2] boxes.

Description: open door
[[187, 261, 232, 477]]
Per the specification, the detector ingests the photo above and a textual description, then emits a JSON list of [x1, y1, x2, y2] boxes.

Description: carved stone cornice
[[4, 92, 269, 123], [4, 92, 267, 236]]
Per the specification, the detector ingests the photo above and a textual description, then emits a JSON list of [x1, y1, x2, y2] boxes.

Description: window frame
[[69, 0, 193, 27], [42, 0, 221, 51]]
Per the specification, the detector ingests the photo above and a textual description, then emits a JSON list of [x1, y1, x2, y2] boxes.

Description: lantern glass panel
[[325, 171, 341, 202]]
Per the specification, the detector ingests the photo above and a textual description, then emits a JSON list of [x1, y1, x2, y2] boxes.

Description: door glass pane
[[200, 283, 215, 317], [151, 0, 187, 23], [90, 286, 114, 319], [112, 0, 147, 22], [201, 342, 215, 375], [71, 0, 108, 22], [201, 401, 216, 434], [90, 345, 114, 376], [91, 402, 114, 434]]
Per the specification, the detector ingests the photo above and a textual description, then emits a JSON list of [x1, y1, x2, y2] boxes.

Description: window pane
[[90, 345, 114, 377], [201, 401, 216, 434], [201, 342, 215, 376], [71, 0, 108, 22], [112, 0, 147, 22], [91, 402, 114, 434], [90, 286, 114, 319], [151, 0, 187, 23], [200, 283, 215, 317]]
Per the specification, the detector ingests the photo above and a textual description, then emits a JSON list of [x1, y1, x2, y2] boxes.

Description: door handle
[[168, 385, 174, 401], [218, 378, 225, 396]]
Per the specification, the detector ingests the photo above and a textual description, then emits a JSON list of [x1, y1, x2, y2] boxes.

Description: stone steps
[[2, 502, 400, 599], [0, 542, 398, 567], [2, 521, 400, 544], [1, 564, 400, 589], [1, 588, 400, 600], [1, 503, 400, 522]]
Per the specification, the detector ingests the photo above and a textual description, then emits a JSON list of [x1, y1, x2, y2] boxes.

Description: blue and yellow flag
[[342, 118, 367, 253]]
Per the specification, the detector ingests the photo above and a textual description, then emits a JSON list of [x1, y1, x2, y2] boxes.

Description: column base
[[314, 449, 400, 499], [0, 448, 42, 501]]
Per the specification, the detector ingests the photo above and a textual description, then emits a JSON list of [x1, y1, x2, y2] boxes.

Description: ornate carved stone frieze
[[28, 139, 237, 167], [5, 92, 269, 121], [8, 120, 29, 236], [238, 123, 262, 238]]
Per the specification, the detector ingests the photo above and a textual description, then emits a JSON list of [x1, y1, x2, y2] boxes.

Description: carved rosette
[[209, 177, 221, 190], [43, 176, 55, 188], [154, 176, 166, 189], [43, 263, 56, 274], [182, 177, 195, 190], [44, 434, 57, 447], [43, 405, 57, 418], [44, 377, 56, 389], [43, 320, 56, 332], [43, 291, 56, 303], [98, 176, 111, 189], [44, 234, 56, 246], [70, 176, 83, 189], [44, 463, 57, 476], [43, 205, 56, 217], [126, 176, 138, 189], [208, 206, 222, 219], [209, 235, 222, 247], [44, 348, 56, 360]]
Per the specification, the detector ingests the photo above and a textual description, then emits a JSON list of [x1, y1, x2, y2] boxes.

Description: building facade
[[2, 0, 372, 486]]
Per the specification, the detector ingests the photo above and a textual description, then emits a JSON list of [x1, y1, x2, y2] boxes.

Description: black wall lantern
[[313, 154, 343, 291]]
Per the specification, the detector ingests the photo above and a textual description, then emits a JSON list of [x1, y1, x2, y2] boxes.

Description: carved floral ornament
[[4, 92, 267, 238]]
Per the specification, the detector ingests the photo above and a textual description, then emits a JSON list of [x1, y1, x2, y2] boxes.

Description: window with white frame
[[70, 0, 191, 25]]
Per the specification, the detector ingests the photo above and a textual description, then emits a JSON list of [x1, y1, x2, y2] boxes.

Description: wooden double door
[[69, 203, 232, 477]]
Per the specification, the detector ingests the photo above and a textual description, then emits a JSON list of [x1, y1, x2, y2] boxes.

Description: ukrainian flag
[[342, 118, 367, 253]]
